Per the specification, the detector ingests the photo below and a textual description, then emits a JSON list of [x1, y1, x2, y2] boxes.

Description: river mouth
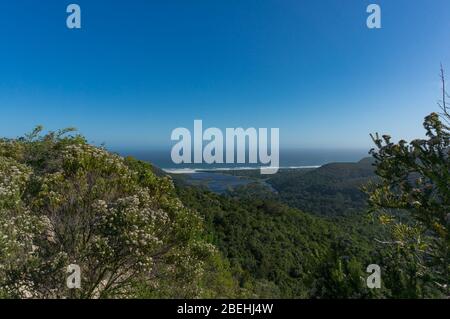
[[171, 168, 317, 194], [181, 171, 258, 194]]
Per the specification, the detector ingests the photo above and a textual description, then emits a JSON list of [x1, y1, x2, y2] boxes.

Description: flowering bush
[[0, 127, 215, 298]]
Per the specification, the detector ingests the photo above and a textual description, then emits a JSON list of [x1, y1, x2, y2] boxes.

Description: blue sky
[[0, 0, 449, 150]]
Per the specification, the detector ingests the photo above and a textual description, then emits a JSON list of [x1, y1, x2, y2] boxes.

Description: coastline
[[163, 165, 321, 174]]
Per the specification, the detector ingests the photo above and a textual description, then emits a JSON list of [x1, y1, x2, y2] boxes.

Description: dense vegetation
[[174, 108, 449, 298], [268, 159, 377, 217], [176, 186, 378, 298], [0, 97, 448, 298], [221, 158, 377, 218], [367, 111, 449, 297], [0, 127, 237, 298]]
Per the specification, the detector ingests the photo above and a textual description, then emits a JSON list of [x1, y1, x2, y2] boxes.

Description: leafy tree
[[312, 238, 384, 299], [367, 70, 449, 297]]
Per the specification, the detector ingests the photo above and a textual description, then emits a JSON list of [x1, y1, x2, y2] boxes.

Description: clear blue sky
[[0, 0, 449, 150]]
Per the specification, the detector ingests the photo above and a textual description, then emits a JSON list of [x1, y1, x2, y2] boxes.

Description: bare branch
[[437, 64, 450, 125]]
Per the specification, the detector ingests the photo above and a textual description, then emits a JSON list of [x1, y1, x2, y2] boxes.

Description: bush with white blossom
[[0, 127, 216, 298]]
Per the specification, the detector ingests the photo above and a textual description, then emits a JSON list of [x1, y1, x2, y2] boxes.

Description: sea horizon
[[113, 148, 370, 170]]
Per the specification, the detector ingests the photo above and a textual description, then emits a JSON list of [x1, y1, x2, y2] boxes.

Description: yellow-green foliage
[[368, 113, 449, 297]]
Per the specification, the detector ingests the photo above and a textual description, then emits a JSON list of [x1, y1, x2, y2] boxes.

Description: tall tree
[[367, 68, 450, 297]]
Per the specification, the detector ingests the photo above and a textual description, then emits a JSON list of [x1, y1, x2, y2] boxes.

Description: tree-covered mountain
[[176, 186, 381, 298], [264, 158, 377, 217], [202, 158, 377, 217], [0, 119, 447, 298]]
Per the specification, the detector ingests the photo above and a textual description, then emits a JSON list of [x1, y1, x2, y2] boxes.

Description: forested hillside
[[0, 115, 447, 298], [176, 186, 382, 298], [245, 158, 377, 217], [212, 158, 377, 217]]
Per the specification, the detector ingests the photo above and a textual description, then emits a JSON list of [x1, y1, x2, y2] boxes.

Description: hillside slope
[[267, 158, 377, 216]]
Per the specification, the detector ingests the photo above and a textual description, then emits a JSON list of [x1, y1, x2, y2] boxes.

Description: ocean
[[115, 148, 370, 173]]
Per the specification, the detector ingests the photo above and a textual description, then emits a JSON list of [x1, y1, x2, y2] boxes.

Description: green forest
[[0, 107, 448, 298]]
